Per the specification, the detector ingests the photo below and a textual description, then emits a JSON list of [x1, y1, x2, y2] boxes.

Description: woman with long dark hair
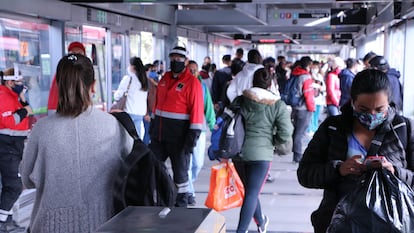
[[114, 56, 149, 138], [21, 54, 133, 233]]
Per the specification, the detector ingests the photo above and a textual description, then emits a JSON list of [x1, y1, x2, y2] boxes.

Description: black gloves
[[14, 108, 28, 121], [183, 129, 201, 154]]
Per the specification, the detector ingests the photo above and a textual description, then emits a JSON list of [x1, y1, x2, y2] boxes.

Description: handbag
[[205, 160, 245, 211], [111, 76, 132, 112]]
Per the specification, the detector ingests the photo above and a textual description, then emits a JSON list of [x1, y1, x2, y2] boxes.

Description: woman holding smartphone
[[297, 69, 414, 233]]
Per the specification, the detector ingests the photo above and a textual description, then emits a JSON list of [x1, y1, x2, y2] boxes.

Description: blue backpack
[[208, 102, 245, 160], [281, 74, 304, 107]]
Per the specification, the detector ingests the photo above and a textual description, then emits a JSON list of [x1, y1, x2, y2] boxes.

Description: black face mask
[[170, 61, 185, 74], [12, 84, 24, 94]]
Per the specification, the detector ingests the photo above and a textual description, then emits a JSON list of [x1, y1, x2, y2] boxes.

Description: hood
[[387, 68, 400, 79], [291, 66, 309, 76], [242, 87, 279, 111]]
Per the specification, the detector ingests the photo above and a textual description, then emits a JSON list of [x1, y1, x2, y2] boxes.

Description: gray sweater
[[20, 107, 133, 233]]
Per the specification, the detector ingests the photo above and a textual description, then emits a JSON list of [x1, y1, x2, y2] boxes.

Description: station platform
[[11, 141, 323, 233]]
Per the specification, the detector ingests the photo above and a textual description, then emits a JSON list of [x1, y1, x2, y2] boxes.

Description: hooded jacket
[[386, 68, 403, 111], [291, 66, 315, 111], [236, 87, 293, 161], [338, 68, 355, 107]]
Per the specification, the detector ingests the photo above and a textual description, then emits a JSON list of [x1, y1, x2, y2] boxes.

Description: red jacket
[[291, 67, 315, 112], [47, 75, 58, 111], [0, 85, 29, 136], [326, 67, 342, 106], [151, 67, 204, 142]]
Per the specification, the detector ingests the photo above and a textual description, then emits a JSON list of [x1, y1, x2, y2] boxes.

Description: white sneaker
[[257, 215, 269, 233]]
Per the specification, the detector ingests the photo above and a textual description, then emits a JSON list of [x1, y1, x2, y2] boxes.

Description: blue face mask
[[353, 111, 388, 130], [149, 71, 158, 80], [12, 84, 24, 95]]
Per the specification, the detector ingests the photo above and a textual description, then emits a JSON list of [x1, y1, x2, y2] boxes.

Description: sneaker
[[174, 193, 188, 207], [257, 215, 269, 233], [188, 194, 196, 206], [265, 173, 274, 183]]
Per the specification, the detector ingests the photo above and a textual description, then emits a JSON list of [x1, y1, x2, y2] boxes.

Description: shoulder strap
[[111, 112, 139, 140], [125, 76, 133, 93], [367, 115, 409, 155], [366, 131, 386, 156]]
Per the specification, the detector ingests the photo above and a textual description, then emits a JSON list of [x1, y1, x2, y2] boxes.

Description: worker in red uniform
[[0, 68, 32, 232], [149, 46, 204, 207]]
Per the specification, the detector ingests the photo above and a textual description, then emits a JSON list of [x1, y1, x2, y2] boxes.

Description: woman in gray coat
[[234, 68, 293, 233], [20, 54, 133, 233]]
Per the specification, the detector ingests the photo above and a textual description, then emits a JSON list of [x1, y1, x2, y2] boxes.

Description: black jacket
[[297, 103, 414, 232]]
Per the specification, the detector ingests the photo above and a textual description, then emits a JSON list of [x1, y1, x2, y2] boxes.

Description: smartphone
[[364, 156, 384, 168]]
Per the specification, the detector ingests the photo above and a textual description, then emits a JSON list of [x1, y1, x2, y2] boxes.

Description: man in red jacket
[[149, 46, 204, 207], [290, 56, 315, 163], [47, 41, 86, 114], [0, 68, 32, 232]]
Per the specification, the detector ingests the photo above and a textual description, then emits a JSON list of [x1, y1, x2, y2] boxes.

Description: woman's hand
[[381, 158, 395, 174], [339, 155, 366, 176]]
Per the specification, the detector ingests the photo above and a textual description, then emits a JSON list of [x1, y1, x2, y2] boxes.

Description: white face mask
[[311, 68, 319, 74]]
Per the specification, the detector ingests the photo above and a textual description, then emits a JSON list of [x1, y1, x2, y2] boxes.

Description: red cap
[[67, 41, 86, 55]]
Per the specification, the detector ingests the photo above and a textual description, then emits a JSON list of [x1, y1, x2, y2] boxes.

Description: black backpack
[[111, 112, 176, 214], [208, 97, 245, 160]]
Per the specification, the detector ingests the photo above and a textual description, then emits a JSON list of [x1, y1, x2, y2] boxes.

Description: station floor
[[11, 137, 323, 233], [190, 153, 323, 233]]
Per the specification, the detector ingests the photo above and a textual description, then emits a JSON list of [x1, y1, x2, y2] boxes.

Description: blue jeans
[[292, 109, 312, 162], [188, 131, 206, 196], [128, 114, 144, 140], [235, 160, 270, 233], [309, 105, 323, 133], [143, 117, 151, 145], [327, 104, 340, 117]]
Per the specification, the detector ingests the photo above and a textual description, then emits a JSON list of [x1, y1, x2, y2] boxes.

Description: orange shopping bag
[[205, 160, 245, 211]]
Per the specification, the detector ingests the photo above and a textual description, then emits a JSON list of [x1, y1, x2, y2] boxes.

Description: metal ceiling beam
[[177, 9, 267, 25]]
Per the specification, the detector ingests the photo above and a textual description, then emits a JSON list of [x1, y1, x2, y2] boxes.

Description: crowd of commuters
[[0, 40, 409, 233]]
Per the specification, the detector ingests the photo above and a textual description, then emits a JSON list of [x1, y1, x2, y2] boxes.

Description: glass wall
[[140, 31, 154, 65], [0, 18, 50, 116]]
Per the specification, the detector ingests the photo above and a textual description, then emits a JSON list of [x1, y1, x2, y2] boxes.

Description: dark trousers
[[0, 135, 24, 212], [149, 140, 190, 194], [292, 109, 312, 162], [234, 160, 270, 233]]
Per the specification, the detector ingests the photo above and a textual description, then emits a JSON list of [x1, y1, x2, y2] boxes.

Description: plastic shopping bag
[[205, 160, 245, 211], [327, 169, 414, 233]]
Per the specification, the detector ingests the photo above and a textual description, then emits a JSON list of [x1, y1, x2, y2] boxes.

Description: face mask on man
[[353, 110, 388, 130], [170, 60, 185, 74], [12, 83, 24, 95]]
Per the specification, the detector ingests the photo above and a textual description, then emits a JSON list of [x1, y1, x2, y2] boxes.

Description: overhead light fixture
[[304, 16, 330, 27]]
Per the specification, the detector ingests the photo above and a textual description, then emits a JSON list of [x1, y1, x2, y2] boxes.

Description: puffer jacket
[[386, 68, 403, 111], [236, 87, 293, 161], [297, 103, 414, 231]]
